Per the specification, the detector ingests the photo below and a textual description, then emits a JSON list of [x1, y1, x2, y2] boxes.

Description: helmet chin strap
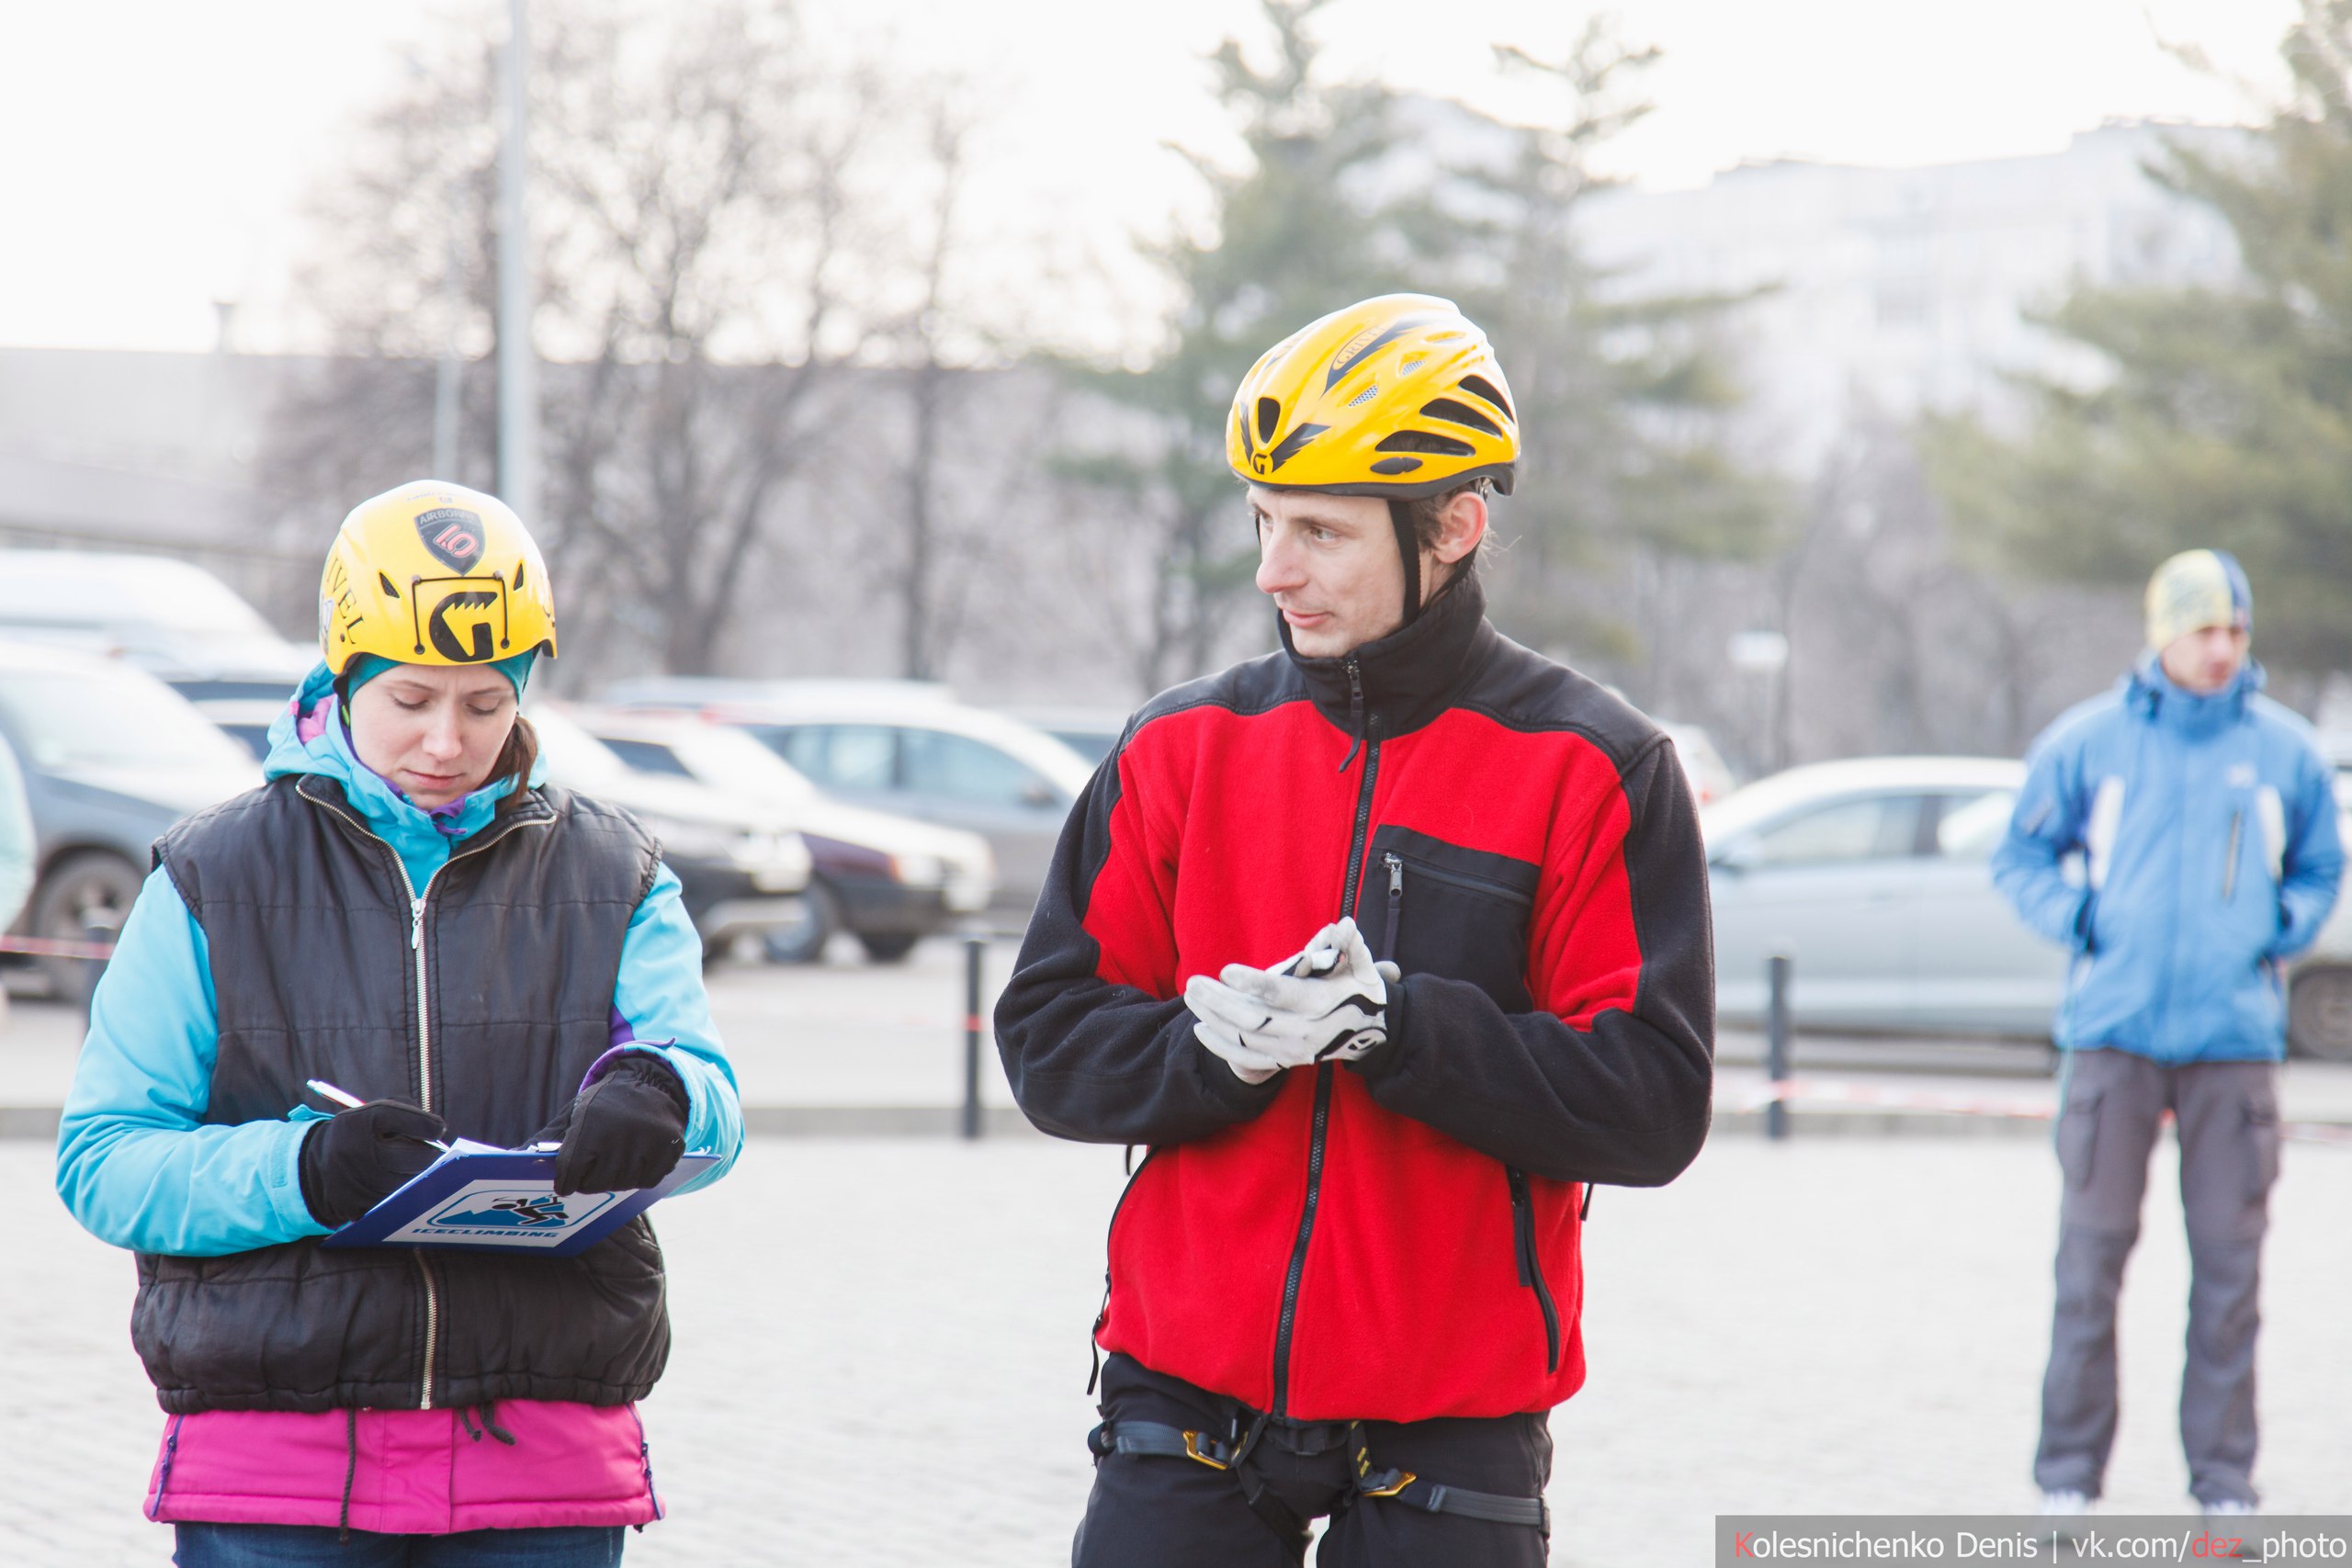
[[1387, 499, 1422, 626]]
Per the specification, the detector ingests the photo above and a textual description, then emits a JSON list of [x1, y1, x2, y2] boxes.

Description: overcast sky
[[0, 0, 2301, 355]]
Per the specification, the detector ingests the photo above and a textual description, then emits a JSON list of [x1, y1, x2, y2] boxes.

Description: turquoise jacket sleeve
[[2271, 745, 2345, 960], [54, 868, 329, 1256], [1993, 727, 2092, 949], [600, 863, 744, 1194]]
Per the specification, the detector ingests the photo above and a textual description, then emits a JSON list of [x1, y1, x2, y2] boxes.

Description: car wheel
[[856, 931, 921, 964], [28, 850, 142, 999], [763, 882, 841, 965], [2289, 965, 2352, 1062]]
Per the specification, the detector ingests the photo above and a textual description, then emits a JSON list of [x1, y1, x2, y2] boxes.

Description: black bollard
[[962, 936, 985, 1141], [82, 918, 118, 1023], [1765, 953, 1792, 1142]]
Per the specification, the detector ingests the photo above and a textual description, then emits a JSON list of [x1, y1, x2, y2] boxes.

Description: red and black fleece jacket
[[994, 575, 1714, 1424]]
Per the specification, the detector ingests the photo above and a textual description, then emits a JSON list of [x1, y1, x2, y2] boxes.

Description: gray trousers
[[2035, 1048, 2282, 1506]]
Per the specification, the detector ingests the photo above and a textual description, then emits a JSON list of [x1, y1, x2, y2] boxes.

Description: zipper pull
[[411, 897, 425, 951], [1385, 853, 1404, 899], [1339, 659, 1366, 772]]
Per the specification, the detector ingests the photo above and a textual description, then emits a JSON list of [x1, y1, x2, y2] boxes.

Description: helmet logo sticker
[[414, 580, 509, 662], [415, 507, 487, 573]]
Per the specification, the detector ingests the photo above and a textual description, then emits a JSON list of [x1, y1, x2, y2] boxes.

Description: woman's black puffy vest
[[132, 773, 669, 1416]]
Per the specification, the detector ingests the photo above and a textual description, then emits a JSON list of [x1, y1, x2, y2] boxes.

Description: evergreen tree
[[1053, 0, 1439, 693], [1443, 25, 1782, 664], [1930, 1, 2352, 673], [1057, 5, 1778, 694]]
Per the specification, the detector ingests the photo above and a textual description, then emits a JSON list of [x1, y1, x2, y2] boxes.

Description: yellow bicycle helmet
[[318, 479, 557, 675], [1226, 293, 1519, 499]]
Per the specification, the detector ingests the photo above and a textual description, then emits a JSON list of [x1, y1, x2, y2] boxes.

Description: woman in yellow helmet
[[56, 481, 743, 1565]]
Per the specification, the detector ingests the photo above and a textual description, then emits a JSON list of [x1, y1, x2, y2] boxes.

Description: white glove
[[1186, 918, 1401, 1084]]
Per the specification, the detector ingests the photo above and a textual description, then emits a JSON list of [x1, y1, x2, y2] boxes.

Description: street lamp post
[[495, 0, 539, 524]]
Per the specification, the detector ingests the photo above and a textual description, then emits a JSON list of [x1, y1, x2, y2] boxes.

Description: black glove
[[533, 1057, 690, 1197], [300, 1100, 447, 1227]]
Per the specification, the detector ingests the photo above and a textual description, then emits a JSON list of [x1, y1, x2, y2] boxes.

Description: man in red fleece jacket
[[996, 294, 1715, 1566]]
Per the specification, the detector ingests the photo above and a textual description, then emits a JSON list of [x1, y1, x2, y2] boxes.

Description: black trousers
[[1073, 1354, 1553, 1568]]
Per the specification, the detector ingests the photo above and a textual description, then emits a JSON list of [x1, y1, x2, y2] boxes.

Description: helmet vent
[[1420, 398, 1502, 437], [1345, 382, 1378, 409], [1370, 457, 1424, 475], [1375, 430, 1476, 457], [514, 558, 527, 591], [1256, 397, 1282, 443], [1457, 375, 1514, 421], [378, 572, 400, 598]]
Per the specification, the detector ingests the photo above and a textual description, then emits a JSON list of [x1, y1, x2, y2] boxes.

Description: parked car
[[527, 707, 813, 963], [0, 548, 311, 703], [202, 697, 291, 762], [2279, 767, 2352, 1061], [0, 639, 261, 993], [1704, 756, 2065, 1038], [0, 736, 32, 935], [602, 679, 1091, 917], [1657, 721, 1736, 807], [992, 706, 1131, 769], [569, 705, 994, 964]]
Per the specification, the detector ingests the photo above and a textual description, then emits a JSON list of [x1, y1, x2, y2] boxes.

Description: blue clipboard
[[319, 1142, 718, 1257]]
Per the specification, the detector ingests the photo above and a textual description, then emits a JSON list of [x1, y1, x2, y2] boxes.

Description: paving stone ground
[[6, 1132, 2349, 1566]]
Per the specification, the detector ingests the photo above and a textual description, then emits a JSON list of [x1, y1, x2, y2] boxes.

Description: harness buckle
[[1182, 1430, 1236, 1470], [1358, 1467, 1418, 1499]]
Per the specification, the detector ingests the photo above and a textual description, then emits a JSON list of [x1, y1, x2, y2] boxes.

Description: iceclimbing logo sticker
[[384, 1181, 625, 1248]]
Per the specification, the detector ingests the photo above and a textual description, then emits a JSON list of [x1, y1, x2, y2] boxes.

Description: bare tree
[[261, 0, 1007, 685]]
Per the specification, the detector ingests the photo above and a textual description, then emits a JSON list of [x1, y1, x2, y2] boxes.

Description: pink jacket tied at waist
[[147, 1400, 662, 1533]]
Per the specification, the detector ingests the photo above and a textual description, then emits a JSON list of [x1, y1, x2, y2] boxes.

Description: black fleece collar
[[1279, 570, 1493, 747]]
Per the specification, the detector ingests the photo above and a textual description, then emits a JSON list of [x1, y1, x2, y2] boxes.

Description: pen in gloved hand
[[307, 1078, 450, 1151]]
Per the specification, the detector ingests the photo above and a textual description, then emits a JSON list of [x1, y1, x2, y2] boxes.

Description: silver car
[[602, 679, 1093, 919], [1705, 757, 2066, 1037]]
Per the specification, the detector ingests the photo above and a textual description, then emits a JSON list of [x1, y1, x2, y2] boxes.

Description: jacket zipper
[[1087, 1145, 1161, 1393], [297, 779, 551, 1410], [1272, 660, 1381, 1416], [1507, 1167, 1563, 1373], [1382, 852, 1404, 957], [412, 1252, 441, 1409], [2222, 808, 2242, 902]]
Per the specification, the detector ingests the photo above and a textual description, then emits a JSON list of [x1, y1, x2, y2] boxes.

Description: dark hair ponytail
[[491, 713, 541, 810]]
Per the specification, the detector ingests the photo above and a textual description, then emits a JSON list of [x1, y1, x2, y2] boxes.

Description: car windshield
[[0, 665, 254, 772], [526, 707, 635, 789], [670, 725, 821, 804], [0, 558, 277, 635]]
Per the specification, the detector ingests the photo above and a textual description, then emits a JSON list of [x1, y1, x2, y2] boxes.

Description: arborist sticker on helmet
[[415, 579, 509, 662], [415, 506, 487, 573]]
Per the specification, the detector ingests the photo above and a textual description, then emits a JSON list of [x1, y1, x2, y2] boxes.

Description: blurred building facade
[[0, 121, 2258, 761], [1576, 121, 2246, 472]]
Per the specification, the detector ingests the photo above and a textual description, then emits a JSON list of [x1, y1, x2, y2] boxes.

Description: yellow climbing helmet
[[318, 479, 557, 675], [1225, 294, 1519, 498]]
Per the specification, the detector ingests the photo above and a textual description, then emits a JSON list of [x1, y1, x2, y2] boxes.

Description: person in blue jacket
[[54, 481, 742, 1563], [1993, 548, 2341, 1517]]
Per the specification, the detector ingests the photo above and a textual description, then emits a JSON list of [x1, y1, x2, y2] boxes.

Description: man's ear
[[1427, 489, 1488, 566]]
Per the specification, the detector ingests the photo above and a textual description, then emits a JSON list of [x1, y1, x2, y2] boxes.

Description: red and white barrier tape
[[0, 934, 115, 961], [1727, 1076, 2352, 1147]]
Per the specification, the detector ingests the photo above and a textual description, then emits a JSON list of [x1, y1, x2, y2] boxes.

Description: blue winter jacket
[[1993, 656, 2344, 1063], [55, 664, 744, 1256]]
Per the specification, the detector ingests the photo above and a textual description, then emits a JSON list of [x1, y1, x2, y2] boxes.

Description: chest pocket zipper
[[1506, 1168, 1562, 1373], [1395, 855, 1536, 906]]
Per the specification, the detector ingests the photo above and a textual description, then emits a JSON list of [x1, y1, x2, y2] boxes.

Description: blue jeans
[[174, 1524, 626, 1567]]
